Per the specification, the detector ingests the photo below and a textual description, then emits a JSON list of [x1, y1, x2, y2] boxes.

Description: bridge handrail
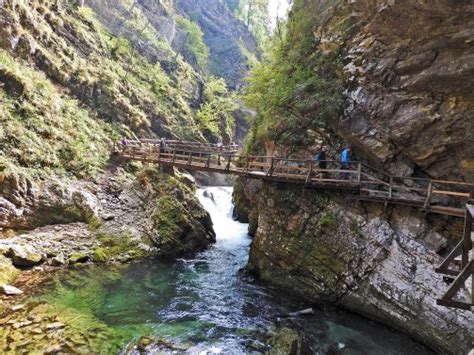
[[119, 144, 474, 203]]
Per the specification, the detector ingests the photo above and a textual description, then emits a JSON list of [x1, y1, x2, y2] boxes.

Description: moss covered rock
[[7, 245, 45, 267], [138, 168, 215, 256], [0, 255, 20, 285], [92, 247, 108, 262], [69, 253, 89, 264]]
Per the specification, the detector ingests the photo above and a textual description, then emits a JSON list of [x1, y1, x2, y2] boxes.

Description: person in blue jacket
[[341, 146, 351, 179]]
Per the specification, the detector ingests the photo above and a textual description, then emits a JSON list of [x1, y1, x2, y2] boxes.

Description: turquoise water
[[38, 187, 434, 353]]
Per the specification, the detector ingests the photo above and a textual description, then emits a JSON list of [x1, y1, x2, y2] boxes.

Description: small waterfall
[[197, 186, 250, 251]]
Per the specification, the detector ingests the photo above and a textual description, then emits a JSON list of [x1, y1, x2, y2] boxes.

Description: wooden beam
[[440, 260, 473, 300], [436, 298, 472, 310], [388, 176, 393, 198], [462, 208, 472, 268], [423, 180, 433, 210]]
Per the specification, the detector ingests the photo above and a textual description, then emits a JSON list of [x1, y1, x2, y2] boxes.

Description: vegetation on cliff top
[[0, 0, 243, 179], [243, 0, 347, 153], [176, 15, 210, 72], [0, 49, 116, 179], [225, 0, 271, 48]]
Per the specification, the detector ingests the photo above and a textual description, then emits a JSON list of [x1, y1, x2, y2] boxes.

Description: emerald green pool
[[34, 187, 434, 353]]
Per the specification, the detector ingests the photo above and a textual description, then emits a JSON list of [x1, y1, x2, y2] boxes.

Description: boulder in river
[[51, 254, 66, 266], [0, 284, 23, 295], [7, 245, 44, 267], [69, 253, 89, 264]]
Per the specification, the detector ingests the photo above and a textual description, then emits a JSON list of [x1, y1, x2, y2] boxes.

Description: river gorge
[[0, 0, 473, 353], [1, 186, 437, 353]]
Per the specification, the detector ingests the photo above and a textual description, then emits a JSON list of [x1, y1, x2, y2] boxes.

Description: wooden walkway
[[116, 139, 473, 310]]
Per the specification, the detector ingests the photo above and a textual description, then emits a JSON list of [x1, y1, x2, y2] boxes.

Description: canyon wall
[[239, 0, 474, 352]]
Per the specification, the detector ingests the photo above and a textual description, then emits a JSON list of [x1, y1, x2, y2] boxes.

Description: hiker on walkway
[[314, 145, 328, 178], [120, 137, 128, 152], [340, 146, 351, 179], [216, 141, 224, 165], [159, 138, 166, 150]]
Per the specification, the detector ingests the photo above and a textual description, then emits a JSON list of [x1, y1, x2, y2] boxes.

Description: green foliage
[[225, 0, 271, 48], [0, 50, 115, 179], [92, 247, 108, 262], [176, 16, 209, 71], [243, 0, 348, 153], [64, 6, 206, 140], [319, 212, 337, 228], [197, 77, 238, 140]]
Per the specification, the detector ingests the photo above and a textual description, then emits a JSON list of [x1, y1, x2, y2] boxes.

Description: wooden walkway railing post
[[267, 157, 275, 177], [423, 180, 433, 210], [388, 176, 394, 198], [462, 204, 473, 268], [306, 160, 313, 183]]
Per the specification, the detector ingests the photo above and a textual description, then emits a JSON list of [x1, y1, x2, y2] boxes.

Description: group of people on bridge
[[314, 145, 352, 178]]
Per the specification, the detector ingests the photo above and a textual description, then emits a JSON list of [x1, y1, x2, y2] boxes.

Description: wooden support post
[[267, 157, 275, 176], [225, 155, 231, 171], [306, 160, 313, 183], [423, 180, 433, 210], [187, 152, 192, 165], [439, 260, 474, 302], [388, 176, 393, 198], [244, 156, 250, 172], [172, 150, 176, 162], [462, 207, 472, 269], [217, 154, 221, 166], [205, 154, 211, 168], [357, 163, 362, 183]]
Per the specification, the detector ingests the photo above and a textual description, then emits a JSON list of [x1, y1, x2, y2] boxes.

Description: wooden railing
[[435, 201, 474, 310], [117, 143, 474, 216], [121, 139, 240, 154]]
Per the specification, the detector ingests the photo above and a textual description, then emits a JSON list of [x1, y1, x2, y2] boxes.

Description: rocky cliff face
[[326, 0, 474, 180], [0, 0, 246, 301], [238, 180, 473, 354], [176, 0, 259, 90], [237, 0, 474, 352]]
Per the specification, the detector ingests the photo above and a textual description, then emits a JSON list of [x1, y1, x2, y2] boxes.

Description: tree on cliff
[[243, 0, 344, 151]]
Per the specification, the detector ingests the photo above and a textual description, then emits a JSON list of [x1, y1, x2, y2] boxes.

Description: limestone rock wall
[[329, 0, 474, 180], [240, 180, 473, 354], [176, 0, 259, 90], [0, 168, 215, 268]]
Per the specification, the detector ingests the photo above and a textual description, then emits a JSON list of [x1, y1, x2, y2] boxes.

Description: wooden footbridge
[[116, 139, 473, 311]]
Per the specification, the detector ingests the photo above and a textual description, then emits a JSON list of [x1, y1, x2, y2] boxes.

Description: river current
[[36, 186, 433, 353]]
